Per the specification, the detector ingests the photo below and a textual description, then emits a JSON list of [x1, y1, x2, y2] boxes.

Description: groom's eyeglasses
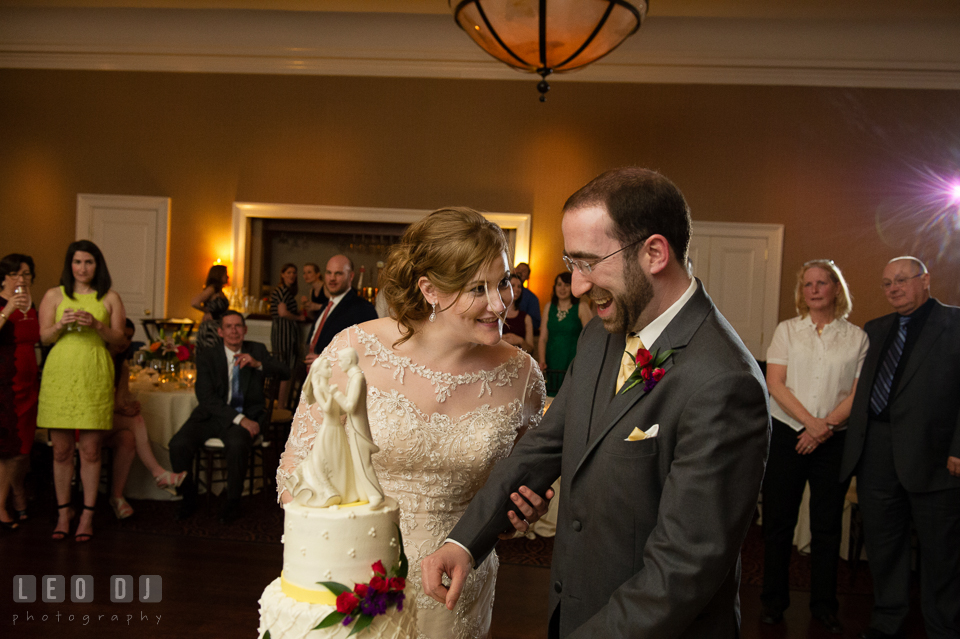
[[563, 237, 647, 275]]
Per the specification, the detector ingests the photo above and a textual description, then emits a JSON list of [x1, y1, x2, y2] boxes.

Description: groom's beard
[[593, 259, 653, 334]]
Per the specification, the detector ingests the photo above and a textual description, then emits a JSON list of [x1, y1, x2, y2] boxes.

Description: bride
[[278, 207, 547, 639]]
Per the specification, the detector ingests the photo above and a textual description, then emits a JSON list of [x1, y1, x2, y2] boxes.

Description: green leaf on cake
[[347, 614, 374, 637], [394, 524, 409, 579], [318, 581, 351, 596], [315, 611, 346, 629], [262, 632, 271, 639]]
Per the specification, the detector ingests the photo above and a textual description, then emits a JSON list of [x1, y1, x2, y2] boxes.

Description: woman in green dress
[[38, 240, 126, 542], [537, 271, 594, 396]]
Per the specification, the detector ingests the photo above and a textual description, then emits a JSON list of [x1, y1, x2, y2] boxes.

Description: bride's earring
[[429, 302, 437, 322]]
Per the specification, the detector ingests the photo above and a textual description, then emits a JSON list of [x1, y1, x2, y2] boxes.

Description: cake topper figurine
[[285, 347, 385, 510], [333, 348, 385, 510]]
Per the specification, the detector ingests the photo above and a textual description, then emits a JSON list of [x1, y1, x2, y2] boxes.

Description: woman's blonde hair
[[795, 259, 853, 320], [380, 207, 508, 346]]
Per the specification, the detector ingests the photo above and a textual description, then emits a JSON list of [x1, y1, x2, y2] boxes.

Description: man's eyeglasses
[[881, 273, 922, 291], [563, 238, 647, 275]]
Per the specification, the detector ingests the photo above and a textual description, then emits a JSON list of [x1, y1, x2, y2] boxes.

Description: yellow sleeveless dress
[[37, 287, 114, 430]]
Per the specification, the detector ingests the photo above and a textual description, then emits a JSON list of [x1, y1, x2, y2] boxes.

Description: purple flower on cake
[[315, 524, 409, 637]]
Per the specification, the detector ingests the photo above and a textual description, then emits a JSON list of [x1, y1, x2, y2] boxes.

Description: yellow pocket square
[[625, 424, 659, 441]]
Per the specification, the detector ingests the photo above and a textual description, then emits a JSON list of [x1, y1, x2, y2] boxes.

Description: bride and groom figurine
[[285, 348, 385, 510]]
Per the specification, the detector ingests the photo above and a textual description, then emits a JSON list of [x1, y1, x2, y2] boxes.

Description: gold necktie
[[616, 334, 644, 393]]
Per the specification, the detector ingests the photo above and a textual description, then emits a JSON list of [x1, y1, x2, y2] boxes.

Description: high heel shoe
[[110, 496, 134, 520], [74, 505, 95, 543], [52, 503, 74, 540], [0, 516, 19, 531], [155, 470, 187, 489]]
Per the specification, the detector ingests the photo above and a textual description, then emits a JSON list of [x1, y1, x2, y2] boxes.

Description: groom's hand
[[421, 543, 472, 610]]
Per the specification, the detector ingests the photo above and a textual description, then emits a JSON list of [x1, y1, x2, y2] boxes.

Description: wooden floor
[[1, 510, 928, 639]]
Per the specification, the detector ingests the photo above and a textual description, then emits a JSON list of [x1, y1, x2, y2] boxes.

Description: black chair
[[141, 318, 196, 343], [194, 434, 269, 501]]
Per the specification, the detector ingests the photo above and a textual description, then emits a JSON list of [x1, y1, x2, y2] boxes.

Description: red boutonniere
[[620, 347, 673, 394]]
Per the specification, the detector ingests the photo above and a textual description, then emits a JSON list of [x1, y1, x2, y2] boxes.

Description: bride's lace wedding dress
[[278, 325, 545, 639]]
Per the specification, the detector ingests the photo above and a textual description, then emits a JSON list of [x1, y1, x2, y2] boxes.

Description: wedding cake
[[258, 349, 416, 639]]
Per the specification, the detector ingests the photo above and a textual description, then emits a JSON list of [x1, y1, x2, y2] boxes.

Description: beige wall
[[2, 69, 959, 331]]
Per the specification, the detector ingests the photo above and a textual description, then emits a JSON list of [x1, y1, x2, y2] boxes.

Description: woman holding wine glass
[[38, 240, 127, 542], [0, 254, 41, 530]]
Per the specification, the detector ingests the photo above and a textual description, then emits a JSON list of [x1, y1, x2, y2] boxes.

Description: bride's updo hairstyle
[[381, 207, 508, 346]]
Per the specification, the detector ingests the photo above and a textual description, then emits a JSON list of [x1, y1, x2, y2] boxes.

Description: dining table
[[121, 379, 198, 500]]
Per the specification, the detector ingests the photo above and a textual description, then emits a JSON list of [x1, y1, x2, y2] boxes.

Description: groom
[[422, 167, 770, 638]]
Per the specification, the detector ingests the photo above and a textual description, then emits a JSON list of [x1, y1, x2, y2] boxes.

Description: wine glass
[[12, 284, 28, 321]]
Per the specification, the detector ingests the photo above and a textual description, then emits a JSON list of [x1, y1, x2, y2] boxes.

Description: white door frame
[[76, 193, 170, 321], [230, 202, 532, 292], [691, 220, 784, 358]]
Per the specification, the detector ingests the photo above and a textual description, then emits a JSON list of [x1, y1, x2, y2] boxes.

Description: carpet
[[36, 485, 873, 594]]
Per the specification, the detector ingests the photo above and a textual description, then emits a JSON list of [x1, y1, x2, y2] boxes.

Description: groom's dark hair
[[563, 167, 691, 266]]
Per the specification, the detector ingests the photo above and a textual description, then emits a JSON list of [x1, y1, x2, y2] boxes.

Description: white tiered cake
[[258, 349, 416, 639]]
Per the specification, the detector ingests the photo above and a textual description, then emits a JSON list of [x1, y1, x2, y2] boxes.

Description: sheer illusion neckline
[[352, 326, 527, 403]]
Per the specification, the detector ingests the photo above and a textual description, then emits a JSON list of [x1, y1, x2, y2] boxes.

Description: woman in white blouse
[[760, 259, 868, 634]]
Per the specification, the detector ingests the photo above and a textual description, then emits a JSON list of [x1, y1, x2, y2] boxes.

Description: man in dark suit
[[840, 257, 960, 639], [513, 261, 541, 332], [422, 167, 770, 638], [169, 310, 290, 523], [304, 254, 378, 364]]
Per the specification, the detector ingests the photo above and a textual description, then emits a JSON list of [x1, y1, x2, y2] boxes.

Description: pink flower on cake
[[369, 576, 389, 594], [336, 592, 359, 614], [316, 524, 410, 636]]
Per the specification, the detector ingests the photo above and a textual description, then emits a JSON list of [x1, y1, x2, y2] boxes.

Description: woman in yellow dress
[[38, 240, 126, 542]]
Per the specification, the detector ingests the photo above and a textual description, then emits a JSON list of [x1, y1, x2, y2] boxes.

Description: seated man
[[169, 310, 290, 523]]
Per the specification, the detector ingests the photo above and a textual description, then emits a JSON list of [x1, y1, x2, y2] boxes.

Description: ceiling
[[1, 0, 959, 20], [1, 1, 958, 89]]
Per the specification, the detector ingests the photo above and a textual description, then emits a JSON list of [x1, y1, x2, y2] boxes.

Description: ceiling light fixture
[[450, 0, 648, 102]]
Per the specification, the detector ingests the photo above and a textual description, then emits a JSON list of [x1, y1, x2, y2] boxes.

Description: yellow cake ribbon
[[280, 572, 338, 605]]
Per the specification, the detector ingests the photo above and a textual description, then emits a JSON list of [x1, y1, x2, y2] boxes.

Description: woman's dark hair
[[205, 264, 228, 291], [60, 240, 111, 300], [1, 253, 35, 287], [509, 273, 524, 306], [279, 263, 298, 297], [550, 271, 580, 307]]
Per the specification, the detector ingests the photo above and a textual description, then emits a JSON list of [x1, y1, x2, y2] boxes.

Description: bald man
[[304, 255, 378, 362], [840, 257, 960, 639]]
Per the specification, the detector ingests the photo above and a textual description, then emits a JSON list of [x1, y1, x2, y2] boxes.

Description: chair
[[846, 480, 865, 587], [544, 369, 566, 395], [141, 318, 196, 343], [263, 374, 295, 476], [194, 433, 270, 500]]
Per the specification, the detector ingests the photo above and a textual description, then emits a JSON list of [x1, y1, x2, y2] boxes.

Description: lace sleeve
[[275, 328, 355, 502], [522, 352, 546, 433]]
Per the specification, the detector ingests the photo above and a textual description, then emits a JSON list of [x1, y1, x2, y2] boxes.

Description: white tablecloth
[[121, 387, 198, 500]]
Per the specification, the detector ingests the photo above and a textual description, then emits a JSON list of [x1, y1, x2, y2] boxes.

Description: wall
[[2, 68, 959, 329]]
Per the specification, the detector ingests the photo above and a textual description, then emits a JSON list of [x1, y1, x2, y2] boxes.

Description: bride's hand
[[498, 485, 555, 539]]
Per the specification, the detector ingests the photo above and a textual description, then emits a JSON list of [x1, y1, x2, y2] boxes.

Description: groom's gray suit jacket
[[450, 281, 770, 638]]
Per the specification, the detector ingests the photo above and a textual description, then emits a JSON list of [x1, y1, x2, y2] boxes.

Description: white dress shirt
[[766, 315, 868, 432]]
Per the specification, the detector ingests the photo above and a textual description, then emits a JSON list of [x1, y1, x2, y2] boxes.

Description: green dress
[[37, 287, 114, 430], [545, 302, 583, 396]]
